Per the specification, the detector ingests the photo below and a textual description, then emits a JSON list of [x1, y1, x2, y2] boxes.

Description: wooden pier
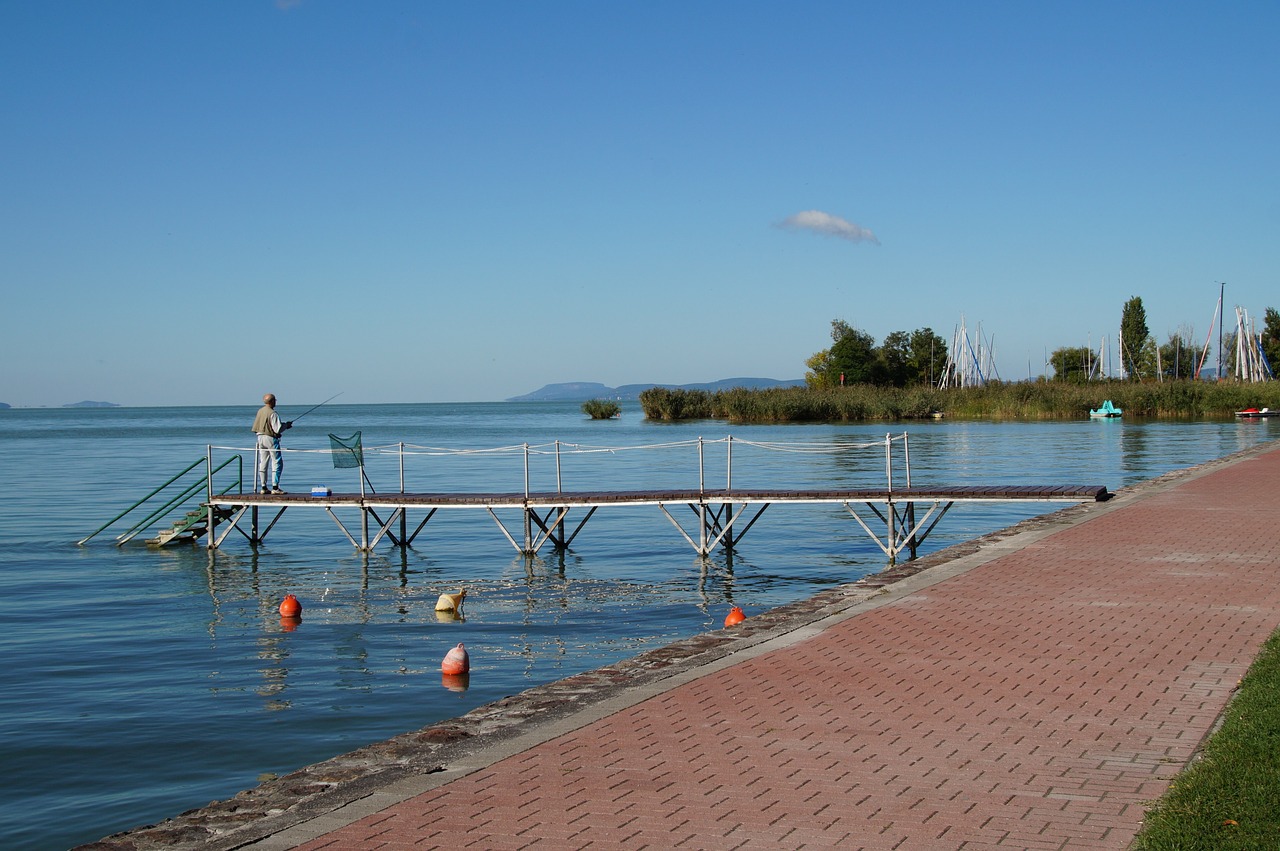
[[203, 482, 1109, 562], [83, 434, 1109, 562]]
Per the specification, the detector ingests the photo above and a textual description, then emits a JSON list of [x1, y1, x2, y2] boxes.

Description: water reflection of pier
[[202, 435, 1110, 563]]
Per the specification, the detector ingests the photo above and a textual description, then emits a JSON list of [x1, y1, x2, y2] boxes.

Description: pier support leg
[[906, 501, 918, 560], [206, 503, 217, 550], [887, 500, 897, 564], [551, 509, 567, 550]]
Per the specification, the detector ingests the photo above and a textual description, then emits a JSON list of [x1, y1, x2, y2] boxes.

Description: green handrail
[[78, 455, 242, 545], [114, 461, 239, 546], [119, 455, 243, 544]]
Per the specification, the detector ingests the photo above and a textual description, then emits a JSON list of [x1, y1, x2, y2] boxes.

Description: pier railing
[[212, 433, 915, 503], [203, 434, 944, 558], [84, 433, 1108, 561]]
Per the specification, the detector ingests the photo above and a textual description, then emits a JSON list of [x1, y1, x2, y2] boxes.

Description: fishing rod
[[287, 392, 343, 426]]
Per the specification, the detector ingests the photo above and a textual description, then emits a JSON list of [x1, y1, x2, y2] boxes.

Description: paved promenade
[[92, 440, 1280, 850]]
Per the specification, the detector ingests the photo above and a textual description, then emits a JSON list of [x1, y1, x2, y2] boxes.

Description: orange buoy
[[441, 643, 470, 675], [279, 594, 302, 618], [724, 606, 746, 627]]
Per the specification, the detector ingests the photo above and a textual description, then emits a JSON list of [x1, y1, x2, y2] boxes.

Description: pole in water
[[289, 392, 343, 424]]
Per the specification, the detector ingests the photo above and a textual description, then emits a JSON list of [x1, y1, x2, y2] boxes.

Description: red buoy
[[724, 606, 746, 627], [279, 594, 302, 618], [441, 643, 470, 675]]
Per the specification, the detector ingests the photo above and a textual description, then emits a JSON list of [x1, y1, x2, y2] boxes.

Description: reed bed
[[581, 399, 621, 419], [639, 381, 1280, 423]]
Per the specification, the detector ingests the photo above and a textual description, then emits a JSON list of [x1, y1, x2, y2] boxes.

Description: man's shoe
[[271, 487, 287, 495], [261, 487, 270, 495]]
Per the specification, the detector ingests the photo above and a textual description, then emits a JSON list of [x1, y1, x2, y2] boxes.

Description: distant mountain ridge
[[507, 377, 805, 402]]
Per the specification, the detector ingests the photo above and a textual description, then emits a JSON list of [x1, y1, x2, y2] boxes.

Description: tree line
[[806, 320, 949, 389], [809, 297, 1280, 390], [1049, 296, 1280, 383]]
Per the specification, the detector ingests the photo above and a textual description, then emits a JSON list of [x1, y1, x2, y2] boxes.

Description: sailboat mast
[[1217, 282, 1225, 380]]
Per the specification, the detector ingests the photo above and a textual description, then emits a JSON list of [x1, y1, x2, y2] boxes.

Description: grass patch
[[1133, 628, 1280, 849]]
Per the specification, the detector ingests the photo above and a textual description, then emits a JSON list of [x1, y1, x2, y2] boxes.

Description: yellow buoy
[[434, 589, 466, 613]]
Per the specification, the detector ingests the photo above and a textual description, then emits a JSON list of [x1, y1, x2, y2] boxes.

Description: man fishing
[[252, 393, 292, 494]]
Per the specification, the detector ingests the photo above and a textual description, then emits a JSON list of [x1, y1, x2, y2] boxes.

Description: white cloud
[[778, 210, 880, 245]]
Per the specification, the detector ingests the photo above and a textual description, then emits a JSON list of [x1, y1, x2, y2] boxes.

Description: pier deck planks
[[210, 483, 1109, 510]]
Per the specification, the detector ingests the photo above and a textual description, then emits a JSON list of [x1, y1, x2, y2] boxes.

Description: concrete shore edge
[[79, 439, 1275, 851]]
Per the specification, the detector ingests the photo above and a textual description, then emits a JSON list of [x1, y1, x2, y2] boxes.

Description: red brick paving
[[294, 446, 1280, 850]]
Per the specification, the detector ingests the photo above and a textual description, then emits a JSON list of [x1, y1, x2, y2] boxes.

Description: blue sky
[[2, 1, 1276, 407]]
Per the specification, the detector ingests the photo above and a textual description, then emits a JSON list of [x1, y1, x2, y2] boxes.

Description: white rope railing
[[208, 435, 904, 458], [209, 434, 913, 495]]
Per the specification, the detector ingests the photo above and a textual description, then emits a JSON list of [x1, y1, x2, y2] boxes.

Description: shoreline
[[79, 438, 1274, 850]]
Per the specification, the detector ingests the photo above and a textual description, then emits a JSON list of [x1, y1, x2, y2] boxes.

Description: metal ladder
[[78, 454, 243, 547]]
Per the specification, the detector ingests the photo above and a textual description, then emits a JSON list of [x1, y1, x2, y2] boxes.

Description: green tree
[[1158, 331, 1198, 380], [907, 327, 948, 387], [1049, 346, 1093, 382], [808, 321, 952, 388], [1262, 307, 1280, 376], [1120, 296, 1151, 379], [804, 348, 837, 389], [807, 319, 880, 387], [878, 331, 912, 387], [830, 322, 880, 385]]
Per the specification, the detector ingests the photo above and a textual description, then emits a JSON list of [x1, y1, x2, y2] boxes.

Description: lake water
[[0, 402, 1274, 849]]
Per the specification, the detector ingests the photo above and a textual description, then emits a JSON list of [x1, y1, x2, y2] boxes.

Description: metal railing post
[[523, 443, 532, 552], [885, 433, 896, 562], [726, 435, 733, 490], [554, 440, 565, 548], [399, 442, 407, 546], [698, 437, 707, 553], [698, 436, 705, 492], [903, 432, 916, 559], [206, 446, 216, 550], [885, 433, 893, 493], [723, 435, 734, 551]]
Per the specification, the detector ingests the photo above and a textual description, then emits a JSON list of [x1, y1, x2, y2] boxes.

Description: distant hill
[[510, 382, 617, 402], [64, 401, 119, 408], [508, 377, 805, 402], [0, 402, 9, 409]]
